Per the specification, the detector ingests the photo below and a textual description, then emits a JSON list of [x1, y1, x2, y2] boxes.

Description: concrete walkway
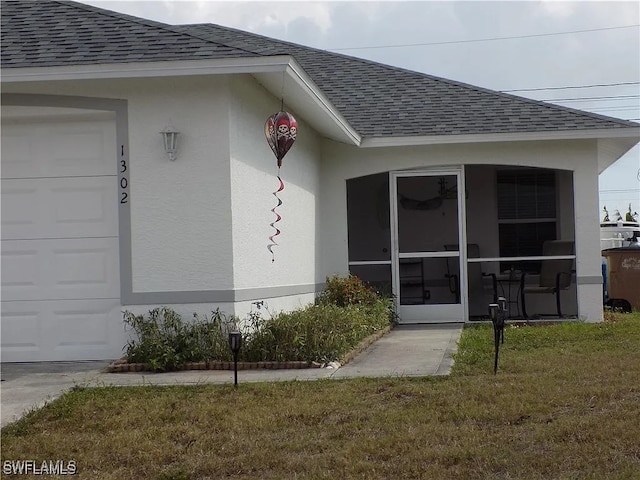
[[0, 323, 462, 427]]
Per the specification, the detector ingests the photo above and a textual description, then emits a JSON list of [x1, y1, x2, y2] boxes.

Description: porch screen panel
[[396, 175, 459, 253], [399, 257, 459, 305], [346, 173, 391, 262], [349, 264, 392, 296]]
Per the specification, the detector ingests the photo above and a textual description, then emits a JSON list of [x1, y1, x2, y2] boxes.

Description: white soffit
[[597, 136, 640, 174]]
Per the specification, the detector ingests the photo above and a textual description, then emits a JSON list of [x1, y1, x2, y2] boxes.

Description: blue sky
[[82, 1, 640, 218]]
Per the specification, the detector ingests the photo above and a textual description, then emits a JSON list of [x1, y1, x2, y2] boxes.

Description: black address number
[[120, 145, 129, 204]]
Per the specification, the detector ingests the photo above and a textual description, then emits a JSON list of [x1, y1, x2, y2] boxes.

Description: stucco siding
[[232, 294, 317, 321], [228, 75, 321, 292], [574, 149, 605, 322], [124, 77, 233, 293], [5, 78, 235, 293]]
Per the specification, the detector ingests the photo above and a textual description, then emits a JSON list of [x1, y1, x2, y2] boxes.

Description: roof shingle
[[2, 0, 637, 138], [1, 0, 256, 66]]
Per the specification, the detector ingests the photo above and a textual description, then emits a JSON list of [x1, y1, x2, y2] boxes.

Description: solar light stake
[[489, 304, 499, 374], [489, 297, 507, 375], [228, 331, 242, 387]]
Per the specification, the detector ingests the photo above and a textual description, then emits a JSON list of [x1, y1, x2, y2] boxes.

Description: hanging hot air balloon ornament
[[264, 111, 297, 262], [265, 111, 297, 168]]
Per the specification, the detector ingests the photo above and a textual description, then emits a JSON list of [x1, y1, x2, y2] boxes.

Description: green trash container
[[602, 247, 640, 311]]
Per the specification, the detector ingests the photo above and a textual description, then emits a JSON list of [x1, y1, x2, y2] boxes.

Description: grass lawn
[[2, 313, 639, 479]]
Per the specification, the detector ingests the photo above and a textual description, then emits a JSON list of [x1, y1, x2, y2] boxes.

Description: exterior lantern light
[[160, 126, 179, 161], [228, 330, 242, 387]]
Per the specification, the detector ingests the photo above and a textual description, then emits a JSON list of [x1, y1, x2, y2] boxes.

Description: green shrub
[[123, 307, 236, 371], [243, 300, 392, 363], [316, 274, 381, 307]]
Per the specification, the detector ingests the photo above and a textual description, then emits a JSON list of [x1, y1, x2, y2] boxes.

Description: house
[[2, 0, 639, 362]]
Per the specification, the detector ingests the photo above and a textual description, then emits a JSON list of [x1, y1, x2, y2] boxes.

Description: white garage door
[[1, 107, 124, 362]]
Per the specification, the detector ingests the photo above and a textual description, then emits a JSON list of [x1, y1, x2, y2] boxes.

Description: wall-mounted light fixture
[[160, 126, 179, 161]]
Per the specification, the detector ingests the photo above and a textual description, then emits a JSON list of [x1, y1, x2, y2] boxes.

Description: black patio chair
[[519, 240, 575, 318], [445, 244, 498, 309]]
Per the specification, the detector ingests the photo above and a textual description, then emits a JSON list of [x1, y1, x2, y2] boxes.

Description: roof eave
[[360, 127, 640, 148], [1, 56, 361, 146], [597, 135, 640, 174], [0, 56, 293, 82], [254, 58, 361, 146]]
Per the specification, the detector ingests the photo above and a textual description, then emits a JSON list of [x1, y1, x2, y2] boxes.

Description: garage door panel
[[0, 309, 40, 352], [50, 125, 114, 174], [52, 241, 119, 297], [1, 110, 121, 362], [52, 184, 115, 227], [1, 120, 116, 179], [2, 238, 119, 301], [1, 177, 118, 240], [1, 185, 39, 229], [1, 300, 125, 362], [0, 246, 42, 299], [52, 308, 114, 347], [0, 129, 38, 178]]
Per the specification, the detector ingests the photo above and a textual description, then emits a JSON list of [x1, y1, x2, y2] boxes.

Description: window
[[497, 169, 557, 272]]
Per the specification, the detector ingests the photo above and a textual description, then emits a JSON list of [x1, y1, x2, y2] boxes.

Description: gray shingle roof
[[2, 0, 637, 138], [0, 0, 256, 66]]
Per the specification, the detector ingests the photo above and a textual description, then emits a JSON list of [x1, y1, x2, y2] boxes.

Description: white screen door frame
[[390, 168, 468, 323]]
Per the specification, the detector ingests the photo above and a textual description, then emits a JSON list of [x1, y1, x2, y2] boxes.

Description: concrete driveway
[[1, 323, 462, 427]]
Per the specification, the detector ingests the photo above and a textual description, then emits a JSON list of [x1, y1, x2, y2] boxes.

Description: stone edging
[[106, 360, 322, 373], [106, 324, 394, 373]]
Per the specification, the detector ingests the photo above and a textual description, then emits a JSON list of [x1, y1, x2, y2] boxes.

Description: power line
[[502, 82, 640, 92], [542, 102, 640, 111], [601, 189, 640, 193], [585, 104, 640, 110], [330, 24, 639, 51], [589, 107, 639, 112], [539, 94, 640, 102]]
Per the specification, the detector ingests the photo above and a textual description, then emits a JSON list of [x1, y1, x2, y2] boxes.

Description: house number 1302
[[120, 145, 129, 204]]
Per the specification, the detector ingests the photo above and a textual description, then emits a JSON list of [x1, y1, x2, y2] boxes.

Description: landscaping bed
[[106, 358, 322, 372], [116, 275, 395, 372], [106, 325, 392, 372]]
